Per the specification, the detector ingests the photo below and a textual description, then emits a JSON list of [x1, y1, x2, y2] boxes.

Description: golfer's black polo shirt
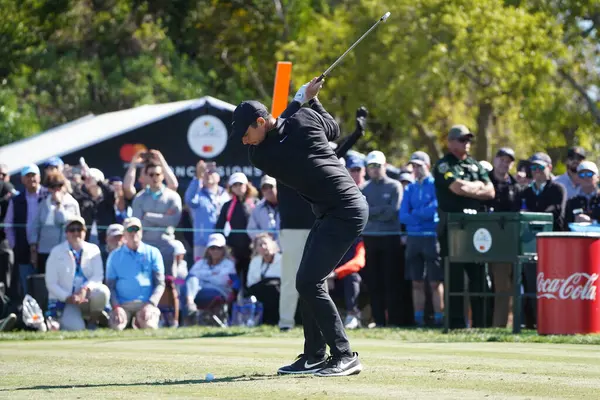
[[248, 99, 363, 218]]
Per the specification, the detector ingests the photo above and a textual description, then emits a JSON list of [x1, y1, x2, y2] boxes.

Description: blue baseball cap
[[21, 164, 40, 176], [346, 155, 364, 169], [44, 156, 64, 168]]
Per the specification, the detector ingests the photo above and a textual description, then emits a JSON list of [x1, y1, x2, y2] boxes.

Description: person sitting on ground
[[45, 216, 110, 331], [246, 233, 282, 325], [106, 217, 165, 330], [185, 233, 237, 324], [158, 240, 188, 328], [327, 238, 366, 330]]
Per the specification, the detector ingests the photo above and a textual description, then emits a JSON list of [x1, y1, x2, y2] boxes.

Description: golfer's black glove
[[355, 106, 368, 133]]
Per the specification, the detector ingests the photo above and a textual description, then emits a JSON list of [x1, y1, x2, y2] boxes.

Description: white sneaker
[[344, 315, 360, 330]]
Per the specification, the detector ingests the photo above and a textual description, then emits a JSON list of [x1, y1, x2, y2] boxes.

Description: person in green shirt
[[433, 125, 495, 329]]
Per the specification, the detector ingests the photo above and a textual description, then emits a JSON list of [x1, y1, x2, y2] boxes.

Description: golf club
[[316, 11, 391, 83]]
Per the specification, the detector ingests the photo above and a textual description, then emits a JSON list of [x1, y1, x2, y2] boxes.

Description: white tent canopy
[[0, 96, 235, 175]]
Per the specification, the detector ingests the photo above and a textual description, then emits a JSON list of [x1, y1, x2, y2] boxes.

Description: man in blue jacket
[[399, 151, 443, 326]]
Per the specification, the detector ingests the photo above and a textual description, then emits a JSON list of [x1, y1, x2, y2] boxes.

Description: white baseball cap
[[365, 151, 386, 166], [577, 161, 599, 175], [228, 172, 248, 186], [260, 175, 277, 188], [206, 233, 227, 248], [88, 168, 105, 183]]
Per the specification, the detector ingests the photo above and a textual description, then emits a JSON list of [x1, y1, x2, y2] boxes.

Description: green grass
[[3, 326, 600, 345], [2, 328, 600, 399]]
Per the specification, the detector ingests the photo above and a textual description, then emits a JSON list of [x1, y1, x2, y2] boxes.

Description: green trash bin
[[444, 212, 553, 333]]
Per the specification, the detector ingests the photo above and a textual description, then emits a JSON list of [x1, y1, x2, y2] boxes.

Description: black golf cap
[[495, 147, 515, 161], [567, 146, 586, 160], [230, 100, 270, 140]]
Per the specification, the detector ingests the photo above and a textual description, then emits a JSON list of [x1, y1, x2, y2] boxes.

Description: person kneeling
[[45, 216, 111, 331], [246, 234, 282, 325], [185, 233, 237, 325], [106, 218, 165, 330]]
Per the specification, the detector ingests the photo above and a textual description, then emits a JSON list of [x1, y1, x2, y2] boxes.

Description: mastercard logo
[[120, 144, 148, 162]]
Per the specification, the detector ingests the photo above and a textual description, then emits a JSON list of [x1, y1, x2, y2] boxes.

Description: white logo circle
[[473, 228, 492, 253], [187, 115, 228, 159]]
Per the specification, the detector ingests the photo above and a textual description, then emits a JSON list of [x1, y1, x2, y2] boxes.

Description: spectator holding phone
[[132, 163, 182, 277], [123, 149, 179, 201]]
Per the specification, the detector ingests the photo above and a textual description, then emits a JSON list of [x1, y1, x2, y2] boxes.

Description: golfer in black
[[231, 78, 367, 377]]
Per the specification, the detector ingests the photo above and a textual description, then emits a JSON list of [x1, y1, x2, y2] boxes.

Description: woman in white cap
[[215, 172, 257, 286], [185, 233, 237, 324]]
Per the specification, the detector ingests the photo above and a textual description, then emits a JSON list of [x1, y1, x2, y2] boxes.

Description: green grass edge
[[3, 326, 600, 345]]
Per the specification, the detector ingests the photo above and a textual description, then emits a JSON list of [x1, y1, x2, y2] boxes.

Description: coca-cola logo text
[[537, 272, 598, 300]]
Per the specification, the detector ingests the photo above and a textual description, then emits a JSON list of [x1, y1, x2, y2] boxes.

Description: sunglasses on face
[[530, 164, 546, 171], [578, 171, 596, 178], [458, 137, 472, 144], [67, 226, 83, 233], [126, 226, 140, 233], [367, 163, 381, 169], [208, 246, 223, 251], [349, 168, 363, 173]]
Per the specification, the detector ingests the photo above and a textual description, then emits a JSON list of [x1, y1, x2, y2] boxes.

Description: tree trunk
[[475, 101, 493, 161]]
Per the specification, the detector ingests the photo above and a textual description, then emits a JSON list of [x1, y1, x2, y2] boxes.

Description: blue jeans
[[185, 276, 227, 308], [19, 263, 36, 297]]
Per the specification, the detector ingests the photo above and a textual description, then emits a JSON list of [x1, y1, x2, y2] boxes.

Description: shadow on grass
[[1, 373, 300, 392]]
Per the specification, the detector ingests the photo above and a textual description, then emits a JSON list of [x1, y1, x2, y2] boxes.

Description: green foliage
[[0, 0, 598, 167]]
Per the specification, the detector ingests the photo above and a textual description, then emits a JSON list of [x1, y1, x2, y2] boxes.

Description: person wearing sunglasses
[[434, 124, 496, 330], [106, 217, 165, 330], [132, 163, 182, 277], [554, 146, 586, 200], [44, 216, 110, 331], [566, 161, 600, 224], [519, 152, 567, 329], [520, 152, 567, 231]]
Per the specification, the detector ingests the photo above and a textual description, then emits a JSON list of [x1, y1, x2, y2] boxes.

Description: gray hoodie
[[361, 176, 403, 235]]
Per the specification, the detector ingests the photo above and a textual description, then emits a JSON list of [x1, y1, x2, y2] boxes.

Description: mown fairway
[[1, 328, 599, 399]]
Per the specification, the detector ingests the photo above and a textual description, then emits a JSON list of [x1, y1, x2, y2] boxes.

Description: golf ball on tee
[[205, 373, 214, 382]]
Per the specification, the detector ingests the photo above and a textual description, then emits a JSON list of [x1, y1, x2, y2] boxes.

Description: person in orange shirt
[[328, 239, 365, 329]]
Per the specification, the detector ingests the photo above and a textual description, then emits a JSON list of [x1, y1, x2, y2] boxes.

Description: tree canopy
[[1, 0, 599, 170]]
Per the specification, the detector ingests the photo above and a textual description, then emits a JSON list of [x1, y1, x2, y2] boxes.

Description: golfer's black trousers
[[295, 202, 368, 359]]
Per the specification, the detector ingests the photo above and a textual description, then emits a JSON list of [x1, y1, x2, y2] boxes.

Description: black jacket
[[486, 171, 521, 212], [72, 181, 117, 245], [249, 99, 364, 219], [521, 180, 567, 231], [216, 196, 255, 260], [565, 191, 600, 223]]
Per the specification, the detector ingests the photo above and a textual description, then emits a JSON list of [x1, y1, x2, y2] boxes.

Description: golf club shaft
[[316, 12, 390, 82]]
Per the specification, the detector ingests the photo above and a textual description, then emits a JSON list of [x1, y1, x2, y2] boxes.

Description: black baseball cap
[[230, 100, 270, 140], [495, 147, 515, 161], [567, 146, 586, 160]]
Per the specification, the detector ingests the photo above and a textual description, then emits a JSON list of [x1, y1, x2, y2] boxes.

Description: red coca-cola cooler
[[537, 232, 600, 334]]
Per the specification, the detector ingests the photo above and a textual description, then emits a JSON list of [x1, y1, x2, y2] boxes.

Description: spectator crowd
[[0, 121, 597, 333]]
